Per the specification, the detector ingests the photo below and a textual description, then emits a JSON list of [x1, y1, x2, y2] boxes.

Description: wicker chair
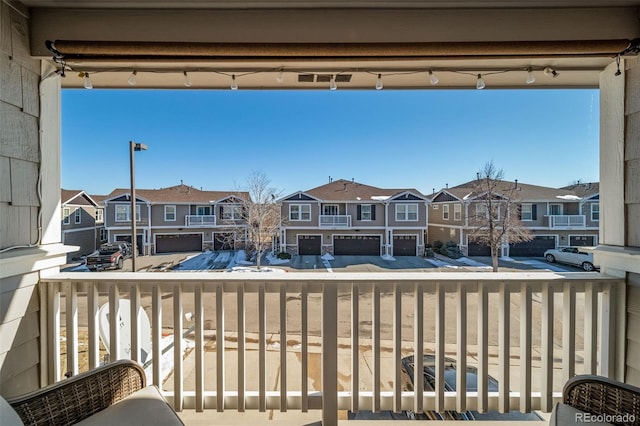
[[4, 360, 184, 426], [552, 375, 640, 426]]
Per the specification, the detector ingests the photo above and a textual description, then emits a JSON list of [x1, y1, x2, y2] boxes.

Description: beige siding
[[387, 202, 427, 227], [626, 56, 640, 386], [0, 2, 42, 397], [427, 225, 461, 246]]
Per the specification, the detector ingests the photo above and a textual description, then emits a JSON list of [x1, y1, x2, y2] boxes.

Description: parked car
[[86, 242, 131, 271], [400, 355, 540, 421], [401, 354, 498, 420], [543, 246, 598, 271]]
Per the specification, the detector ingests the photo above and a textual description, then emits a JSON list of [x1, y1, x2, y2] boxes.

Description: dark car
[[401, 354, 541, 421]]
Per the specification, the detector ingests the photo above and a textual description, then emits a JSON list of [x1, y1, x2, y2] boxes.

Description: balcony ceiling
[[21, 0, 640, 89], [17, 0, 640, 9]]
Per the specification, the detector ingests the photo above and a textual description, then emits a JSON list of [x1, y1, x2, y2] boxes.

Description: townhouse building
[[102, 183, 249, 255], [428, 180, 600, 257], [279, 179, 429, 256], [60, 189, 105, 262]]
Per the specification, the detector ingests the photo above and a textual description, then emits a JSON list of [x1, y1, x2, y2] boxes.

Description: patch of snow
[[371, 195, 390, 201], [69, 264, 90, 272], [425, 258, 459, 268], [381, 254, 396, 261], [174, 251, 217, 270], [556, 194, 582, 200], [266, 252, 290, 265], [321, 253, 335, 261], [521, 259, 568, 272], [457, 257, 492, 268], [228, 266, 287, 273]]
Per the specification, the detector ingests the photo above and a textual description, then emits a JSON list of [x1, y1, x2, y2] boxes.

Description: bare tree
[[233, 171, 282, 269], [468, 161, 532, 272]]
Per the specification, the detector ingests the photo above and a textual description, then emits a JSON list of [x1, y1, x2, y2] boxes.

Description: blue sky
[[62, 89, 599, 196]]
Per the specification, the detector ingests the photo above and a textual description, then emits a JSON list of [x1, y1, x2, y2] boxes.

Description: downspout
[[147, 202, 152, 255], [384, 201, 389, 255]]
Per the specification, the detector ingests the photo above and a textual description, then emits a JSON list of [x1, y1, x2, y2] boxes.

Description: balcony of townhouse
[[185, 215, 217, 227], [39, 271, 622, 425], [319, 214, 352, 228], [547, 215, 587, 229]]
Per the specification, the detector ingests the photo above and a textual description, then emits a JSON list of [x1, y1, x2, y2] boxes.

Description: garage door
[[393, 235, 417, 256], [156, 234, 202, 253], [213, 233, 235, 250], [570, 235, 596, 246], [334, 235, 381, 256], [298, 235, 321, 255], [509, 235, 556, 257], [467, 238, 491, 256]]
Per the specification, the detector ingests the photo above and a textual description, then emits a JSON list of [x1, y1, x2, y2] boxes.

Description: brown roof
[[303, 179, 423, 202], [441, 179, 592, 202], [61, 189, 84, 204], [104, 184, 249, 204], [561, 182, 599, 198]]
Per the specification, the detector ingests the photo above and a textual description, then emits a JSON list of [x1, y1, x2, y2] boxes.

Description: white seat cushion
[[75, 386, 183, 426]]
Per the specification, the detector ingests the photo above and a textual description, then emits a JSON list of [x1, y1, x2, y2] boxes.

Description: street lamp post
[[129, 141, 147, 272]]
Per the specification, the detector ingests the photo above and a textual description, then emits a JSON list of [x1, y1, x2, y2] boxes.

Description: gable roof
[[434, 179, 592, 202], [61, 189, 100, 207], [561, 182, 600, 199], [296, 179, 425, 202], [104, 184, 250, 204]]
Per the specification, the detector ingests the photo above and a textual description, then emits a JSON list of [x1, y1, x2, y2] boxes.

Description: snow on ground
[[173, 251, 218, 270], [266, 252, 290, 265], [321, 253, 334, 261], [69, 263, 90, 272], [425, 258, 459, 268], [456, 257, 492, 268], [228, 266, 287, 273], [381, 254, 396, 261], [520, 259, 568, 272]]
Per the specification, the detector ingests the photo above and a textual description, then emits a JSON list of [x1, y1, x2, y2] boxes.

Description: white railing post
[[519, 283, 532, 413], [351, 284, 360, 413], [477, 281, 489, 413], [65, 282, 79, 377], [322, 282, 338, 426], [541, 282, 554, 412], [498, 285, 510, 413], [456, 282, 467, 413], [562, 282, 576, 383]]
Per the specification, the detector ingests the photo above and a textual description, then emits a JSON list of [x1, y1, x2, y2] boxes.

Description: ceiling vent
[[298, 74, 315, 83]]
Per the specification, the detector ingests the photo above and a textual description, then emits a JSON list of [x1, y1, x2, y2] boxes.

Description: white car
[[543, 247, 598, 271]]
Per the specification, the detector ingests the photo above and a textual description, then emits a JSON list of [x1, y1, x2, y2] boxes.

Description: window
[[196, 205, 211, 216], [454, 204, 461, 221], [222, 204, 243, 220], [360, 204, 372, 221], [99, 229, 107, 241], [396, 204, 418, 221], [95, 209, 104, 222], [165, 205, 176, 221], [323, 205, 338, 215], [521, 203, 533, 221], [549, 203, 562, 215], [115, 204, 140, 221], [62, 207, 70, 224], [74, 208, 81, 224], [442, 204, 449, 220], [591, 203, 599, 221], [476, 203, 488, 218], [289, 204, 311, 221]]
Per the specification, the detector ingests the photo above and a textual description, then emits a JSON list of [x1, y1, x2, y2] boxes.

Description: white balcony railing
[[549, 215, 586, 228], [319, 215, 351, 227], [40, 272, 621, 424], [185, 215, 216, 227]]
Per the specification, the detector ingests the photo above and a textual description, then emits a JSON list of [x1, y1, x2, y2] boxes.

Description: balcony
[[548, 215, 586, 229], [40, 271, 620, 424], [319, 215, 351, 228], [185, 215, 216, 227]]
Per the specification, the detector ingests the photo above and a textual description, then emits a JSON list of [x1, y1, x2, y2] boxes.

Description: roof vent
[[315, 74, 352, 83]]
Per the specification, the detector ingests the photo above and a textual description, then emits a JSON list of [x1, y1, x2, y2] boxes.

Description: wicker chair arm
[[563, 375, 640, 425], [6, 360, 145, 426]]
